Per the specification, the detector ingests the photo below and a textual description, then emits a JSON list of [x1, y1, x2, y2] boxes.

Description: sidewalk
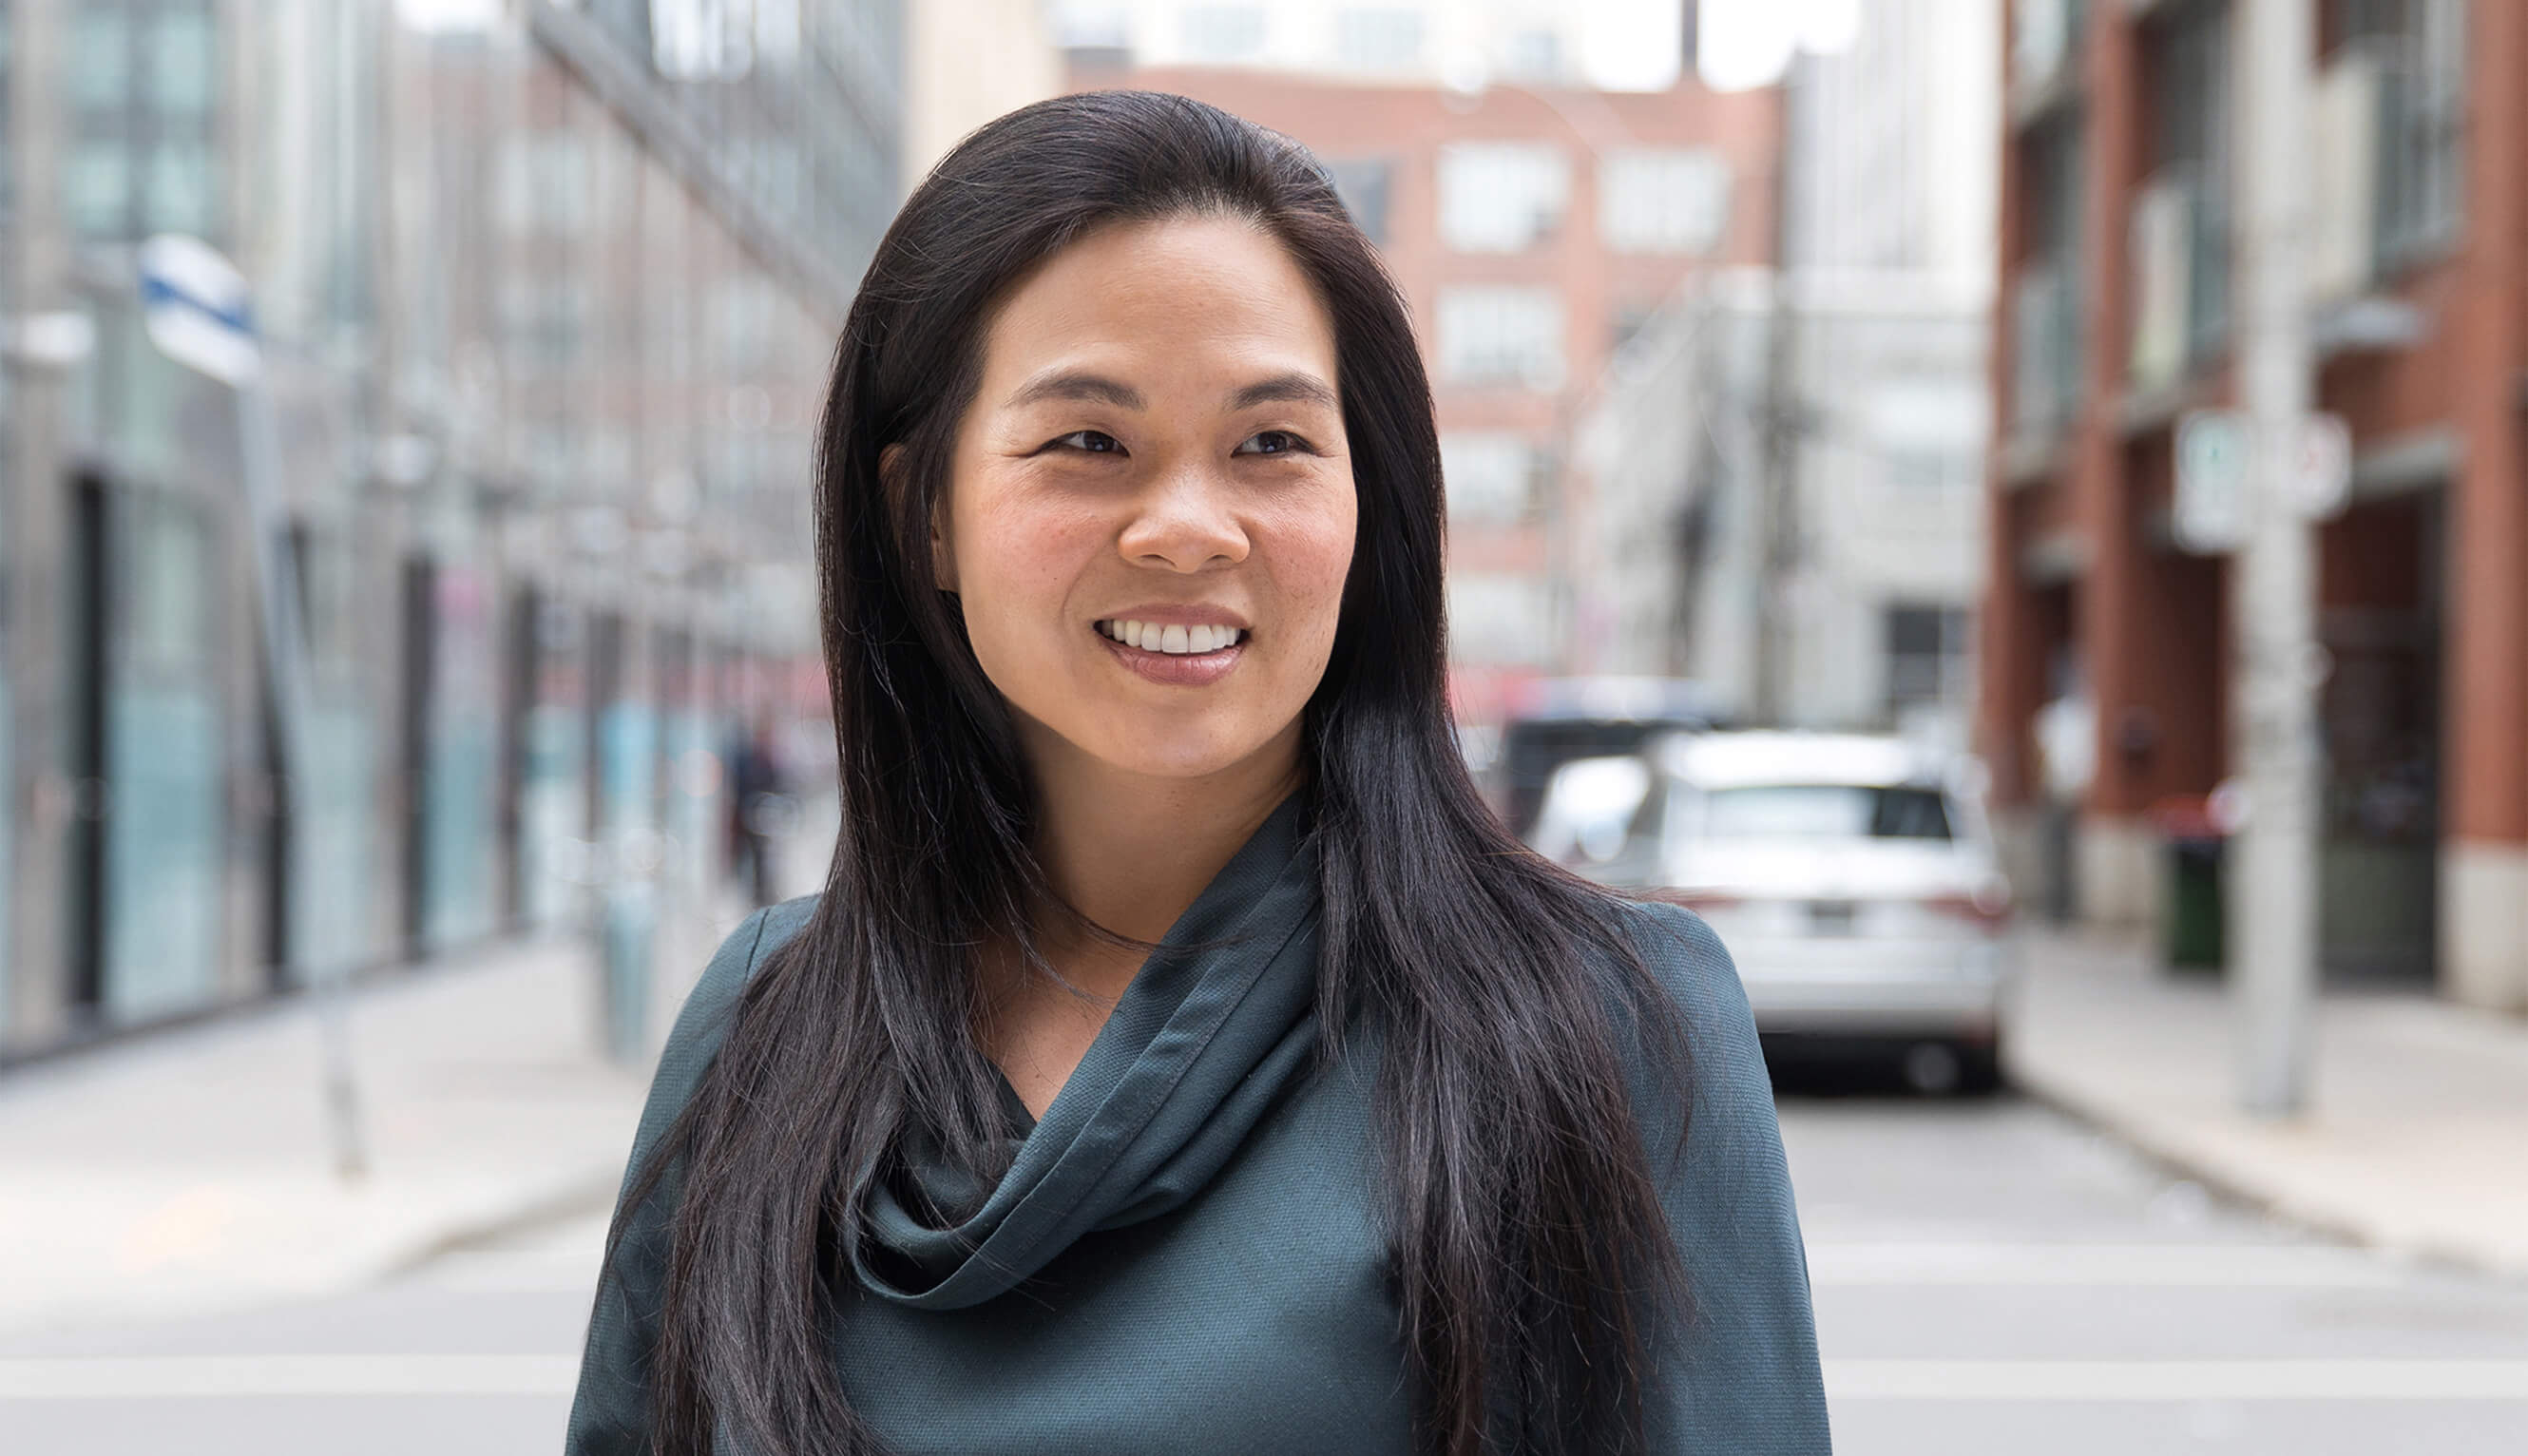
[[2007, 929, 2528, 1277], [0, 895, 760, 1339]]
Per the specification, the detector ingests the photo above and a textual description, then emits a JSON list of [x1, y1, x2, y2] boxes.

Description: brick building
[[1979, 0, 2526, 1009], [1063, 56, 1781, 723]]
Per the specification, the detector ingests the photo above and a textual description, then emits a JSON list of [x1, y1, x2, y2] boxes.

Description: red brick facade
[[1981, 0, 2528, 1006]]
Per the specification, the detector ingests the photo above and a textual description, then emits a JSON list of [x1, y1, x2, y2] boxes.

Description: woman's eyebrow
[[1227, 373, 1338, 412], [1005, 370, 1146, 411], [1001, 369, 1336, 413]]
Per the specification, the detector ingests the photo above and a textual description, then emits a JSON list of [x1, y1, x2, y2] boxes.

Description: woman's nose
[[1117, 464, 1250, 572]]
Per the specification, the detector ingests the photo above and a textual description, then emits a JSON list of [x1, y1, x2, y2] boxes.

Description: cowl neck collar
[[852, 795, 1323, 1310]]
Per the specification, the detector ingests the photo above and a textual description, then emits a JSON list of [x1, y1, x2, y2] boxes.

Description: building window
[[2342, 0, 2465, 271], [2012, 111, 2085, 436], [1447, 573, 1554, 666], [1436, 286, 1565, 390], [146, 6, 218, 116], [1335, 8, 1423, 73], [1437, 142, 1569, 253], [1599, 148, 1731, 255], [710, 275, 779, 373], [1886, 604, 1972, 717], [66, 144, 133, 238], [2141, 0, 2231, 365], [143, 142, 217, 236], [1440, 431, 1548, 524], [495, 133, 592, 236], [1322, 158, 1394, 245], [1179, 5, 1268, 63], [498, 273, 591, 376], [1502, 28, 1562, 83], [68, 8, 131, 114]]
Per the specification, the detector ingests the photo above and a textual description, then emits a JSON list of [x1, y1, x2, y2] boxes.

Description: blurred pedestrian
[[571, 92, 1826, 1456], [725, 720, 790, 908]]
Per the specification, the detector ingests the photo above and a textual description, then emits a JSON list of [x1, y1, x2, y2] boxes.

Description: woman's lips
[[1094, 625, 1246, 686]]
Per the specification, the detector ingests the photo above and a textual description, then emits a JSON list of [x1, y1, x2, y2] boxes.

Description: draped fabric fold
[[852, 795, 1323, 1309]]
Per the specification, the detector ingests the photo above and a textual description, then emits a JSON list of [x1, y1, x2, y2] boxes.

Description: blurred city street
[[6, 0, 2528, 1446]]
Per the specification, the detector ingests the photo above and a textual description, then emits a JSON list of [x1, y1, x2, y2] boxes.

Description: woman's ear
[[881, 444, 958, 592]]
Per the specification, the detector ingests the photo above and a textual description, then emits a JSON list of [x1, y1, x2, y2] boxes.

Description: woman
[[570, 92, 1827, 1455]]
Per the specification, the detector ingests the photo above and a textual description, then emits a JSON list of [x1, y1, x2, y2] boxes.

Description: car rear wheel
[[1957, 1039, 2004, 1096]]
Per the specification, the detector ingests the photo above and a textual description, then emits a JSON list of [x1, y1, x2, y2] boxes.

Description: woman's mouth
[[1094, 618, 1248, 685]]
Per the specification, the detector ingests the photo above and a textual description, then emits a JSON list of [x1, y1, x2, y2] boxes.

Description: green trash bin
[[2152, 795, 2226, 974]]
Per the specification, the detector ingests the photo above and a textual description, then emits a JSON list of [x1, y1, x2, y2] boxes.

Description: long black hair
[[624, 91, 1691, 1456]]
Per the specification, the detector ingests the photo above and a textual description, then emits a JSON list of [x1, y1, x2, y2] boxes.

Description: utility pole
[[1752, 55, 1804, 727], [2231, 0, 2324, 1118]]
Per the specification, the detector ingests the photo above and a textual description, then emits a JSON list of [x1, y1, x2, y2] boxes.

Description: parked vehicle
[[1560, 731, 2016, 1093], [1490, 677, 1721, 839]]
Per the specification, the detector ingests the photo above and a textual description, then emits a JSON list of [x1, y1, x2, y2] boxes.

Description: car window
[[1528, 755, 1653, 865], [1697, 784, 1953, 841]]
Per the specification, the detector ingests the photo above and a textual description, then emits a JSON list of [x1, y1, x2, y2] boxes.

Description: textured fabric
[[567, 803, 1831, 1454]]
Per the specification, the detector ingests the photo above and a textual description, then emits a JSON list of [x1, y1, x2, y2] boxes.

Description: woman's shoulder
[[1576, 893, 1773, 1144], [1592, 895, 1752, 1038], [649, 895, 824, 1087]]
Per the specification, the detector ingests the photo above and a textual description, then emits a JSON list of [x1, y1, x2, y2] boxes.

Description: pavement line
[[1824, 1359, 2528, 1402], [0, 1354, 580, 1400], [1804, 1241, 2408, 1288], [8, 1353, 2521, 1403], [410, 1250, 605, 1293]]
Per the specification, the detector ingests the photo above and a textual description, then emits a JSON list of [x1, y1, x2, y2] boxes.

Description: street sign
[[137, 233, 259, 385], [2174, 409, 2252, 554], [2284, 412, 2353, 521]]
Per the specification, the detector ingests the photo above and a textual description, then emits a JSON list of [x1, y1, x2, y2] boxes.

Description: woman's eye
[[1235, 431, 1311, 457], [1050, 430, 1124, 454]]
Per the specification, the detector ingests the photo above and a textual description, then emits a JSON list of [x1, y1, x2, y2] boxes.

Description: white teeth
[[1099, 621, 1244, 655]]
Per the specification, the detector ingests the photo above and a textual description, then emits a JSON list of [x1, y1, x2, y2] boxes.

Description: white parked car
[[1552, 731, 2016, 1093]]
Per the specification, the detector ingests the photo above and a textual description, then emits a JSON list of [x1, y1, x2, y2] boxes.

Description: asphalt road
[[6, 1072, 2525, 1455]]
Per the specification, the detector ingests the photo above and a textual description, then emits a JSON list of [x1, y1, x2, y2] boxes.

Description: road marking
[[0, 1354, 579, 1400], [409, 1250, 603, 1294], [1825, 1359, 2528, 1401], [1805, 1241, 2409, 1289], [7, 1353, 2520, 1403]]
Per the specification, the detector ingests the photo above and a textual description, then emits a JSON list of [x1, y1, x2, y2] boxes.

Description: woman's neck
[[1022, 723, 1303, 995]]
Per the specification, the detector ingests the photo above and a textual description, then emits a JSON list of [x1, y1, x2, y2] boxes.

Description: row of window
[[1166, 4, 1565, 83], [1328, 144, 1730, 257], [2012, 0, 2467, 431], [63, 0, 222, 242]]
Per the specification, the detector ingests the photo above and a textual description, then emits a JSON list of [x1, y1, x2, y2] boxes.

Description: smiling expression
[[932, 214, 1357, 784]]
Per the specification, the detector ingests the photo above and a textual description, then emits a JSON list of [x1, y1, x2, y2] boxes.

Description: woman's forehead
[[977, 217, 1337, 396]]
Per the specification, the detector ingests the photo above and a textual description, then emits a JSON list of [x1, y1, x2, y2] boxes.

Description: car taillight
[[1925, 879, 2013, 930], [1647, 887, 1742, 912]]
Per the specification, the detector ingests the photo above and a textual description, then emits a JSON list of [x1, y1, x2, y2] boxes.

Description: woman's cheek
[[1271, 486, 1357, 658]]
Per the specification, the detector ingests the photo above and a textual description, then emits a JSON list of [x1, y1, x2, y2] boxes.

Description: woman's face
[[933, 215, 1356, 785]]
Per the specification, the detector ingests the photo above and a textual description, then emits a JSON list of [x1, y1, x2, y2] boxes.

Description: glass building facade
[[0, 0, 898, 1055]]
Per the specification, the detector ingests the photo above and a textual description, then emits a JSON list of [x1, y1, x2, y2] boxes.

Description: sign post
[[140, 235, 368, 1180]]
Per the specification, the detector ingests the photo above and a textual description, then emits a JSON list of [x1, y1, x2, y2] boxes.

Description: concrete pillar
[[2440, 0, 2528, 1012], [3, 0, 73, 1051], [2070, 9, 2154, 930]]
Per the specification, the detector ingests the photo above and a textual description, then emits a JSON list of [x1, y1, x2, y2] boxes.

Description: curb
[[378, 1166, 625, 1280], [2002, 1050, 2528, 1283]]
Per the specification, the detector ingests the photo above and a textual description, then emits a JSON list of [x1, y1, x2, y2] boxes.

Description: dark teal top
[[568, 803, 1829, 1453]]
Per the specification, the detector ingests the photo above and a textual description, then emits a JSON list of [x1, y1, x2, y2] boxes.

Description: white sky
[[395, 0, 504, 32], [1695, 0, 1864, 91]]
